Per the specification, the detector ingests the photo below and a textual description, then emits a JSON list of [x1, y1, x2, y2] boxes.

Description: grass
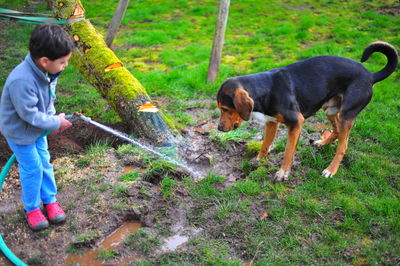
[[119, 170, 141, 182], [160, 176, 177, 199], [0, 0, 399, 264], [125, 228, 161, 255], [69, 231, 99, 249], [209, 122, 258, 148], [97, 249, 119, 261]]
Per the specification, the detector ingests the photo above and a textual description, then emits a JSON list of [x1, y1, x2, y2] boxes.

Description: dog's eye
[[221, 108, 229, 113]]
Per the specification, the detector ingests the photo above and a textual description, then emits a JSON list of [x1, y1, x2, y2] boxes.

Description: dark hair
[[29, 24, 76, 61]]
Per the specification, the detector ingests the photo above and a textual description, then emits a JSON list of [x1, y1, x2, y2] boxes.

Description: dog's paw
[[312, 140, 323, 147], [322, 169, 334, 178], [312, 130, 334, 147], [273, 169, 289, 182], [257, 146, 273, 157]]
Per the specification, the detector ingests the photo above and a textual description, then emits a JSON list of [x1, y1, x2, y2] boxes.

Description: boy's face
[[37, 52, 72, 75]]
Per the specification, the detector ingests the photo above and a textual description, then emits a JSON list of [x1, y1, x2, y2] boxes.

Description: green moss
[[70, 21, 105, 47], [70, 21, 121, 68], [235, 59, 252, 73], [221, 55, 237, 65], [106, 68, 147, 101], [87, 48, 120, 70], [54, 0, 82, 19]]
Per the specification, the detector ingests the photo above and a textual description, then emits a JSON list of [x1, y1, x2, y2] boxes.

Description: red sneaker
[[45, 202, 66, 224], [26, 209, 49, 231]]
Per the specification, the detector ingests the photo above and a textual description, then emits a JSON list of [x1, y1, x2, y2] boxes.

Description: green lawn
[[0, 0, 399, 264]]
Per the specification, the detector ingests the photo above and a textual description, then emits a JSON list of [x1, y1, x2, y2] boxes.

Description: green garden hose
[[0, 8, 85, 25], [0, 235, 27, 266], [0, 153, 28, 266], [0, 130, 51, 265], [0, 154, 15, 192], [0, 9, 83, 264]]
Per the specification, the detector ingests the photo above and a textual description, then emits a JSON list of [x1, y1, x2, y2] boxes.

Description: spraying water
[[67, 114, 202, 179]]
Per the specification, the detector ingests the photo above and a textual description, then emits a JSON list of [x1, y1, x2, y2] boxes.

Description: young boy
[[0, 24, 75, 231]]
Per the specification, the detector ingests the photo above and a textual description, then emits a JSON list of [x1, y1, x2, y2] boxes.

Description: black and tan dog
[[217, 42, 398, 181]]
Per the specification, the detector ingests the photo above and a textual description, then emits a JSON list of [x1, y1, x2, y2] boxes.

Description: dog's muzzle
[[217, 122, 239, 132]]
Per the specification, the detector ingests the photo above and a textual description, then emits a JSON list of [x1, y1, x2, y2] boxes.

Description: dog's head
[[216, 79, 254, 132]]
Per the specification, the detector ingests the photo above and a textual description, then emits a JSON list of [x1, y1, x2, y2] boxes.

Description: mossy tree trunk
[[51, 0, 178, 145]]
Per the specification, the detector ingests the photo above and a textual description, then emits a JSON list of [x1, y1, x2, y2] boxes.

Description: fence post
[[105, 0, 130, 47]]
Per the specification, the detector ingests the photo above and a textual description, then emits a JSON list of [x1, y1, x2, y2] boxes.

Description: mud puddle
[[64, 221, 141, 266], [123, 166, 145, 173], [160, 234, 189, 252]]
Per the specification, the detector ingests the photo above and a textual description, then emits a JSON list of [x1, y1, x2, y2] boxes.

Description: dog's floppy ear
[[234, 88, 254, 121]]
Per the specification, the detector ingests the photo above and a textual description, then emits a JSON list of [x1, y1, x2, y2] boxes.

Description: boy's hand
[[51, 113, 72, 135]]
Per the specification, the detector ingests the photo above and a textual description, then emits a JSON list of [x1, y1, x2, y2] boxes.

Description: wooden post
[[207, 0, 230, 83], [105, 0, 130, 48]]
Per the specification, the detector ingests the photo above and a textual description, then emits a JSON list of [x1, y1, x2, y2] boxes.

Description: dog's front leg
[[274, 114, 304, 182], [257, 121, 279, 159]]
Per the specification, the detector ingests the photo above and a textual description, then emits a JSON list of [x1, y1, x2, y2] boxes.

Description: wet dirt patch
[[123, 166, 146, 173], [64, 221, 141, 265], [0, 117, 211, 264]]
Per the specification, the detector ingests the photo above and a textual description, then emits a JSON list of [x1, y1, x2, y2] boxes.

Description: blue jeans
[[6, 137, 57, 212]]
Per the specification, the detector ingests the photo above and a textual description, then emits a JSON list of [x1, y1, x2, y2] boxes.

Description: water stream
[[78, 115, 203, 179]]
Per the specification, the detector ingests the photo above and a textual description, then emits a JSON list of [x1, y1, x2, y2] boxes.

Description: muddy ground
[[0, 101, 326, 265]]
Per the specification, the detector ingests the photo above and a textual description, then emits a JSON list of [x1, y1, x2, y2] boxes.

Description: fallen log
[[51, 0, 178, 145]]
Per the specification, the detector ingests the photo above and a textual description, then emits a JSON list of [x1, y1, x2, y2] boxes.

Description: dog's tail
[[361, 41, 398, 83]]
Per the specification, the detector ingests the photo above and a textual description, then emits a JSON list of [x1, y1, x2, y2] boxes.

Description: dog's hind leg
[[314, 96, 342, 146], [257, 121, 279, 159], [322, 82, 372, 177], [274, 113, 304, 182], [322, 119, 354, 177]]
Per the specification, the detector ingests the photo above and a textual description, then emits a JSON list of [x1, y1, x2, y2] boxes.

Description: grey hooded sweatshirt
[[0, 54, 60, 145]]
